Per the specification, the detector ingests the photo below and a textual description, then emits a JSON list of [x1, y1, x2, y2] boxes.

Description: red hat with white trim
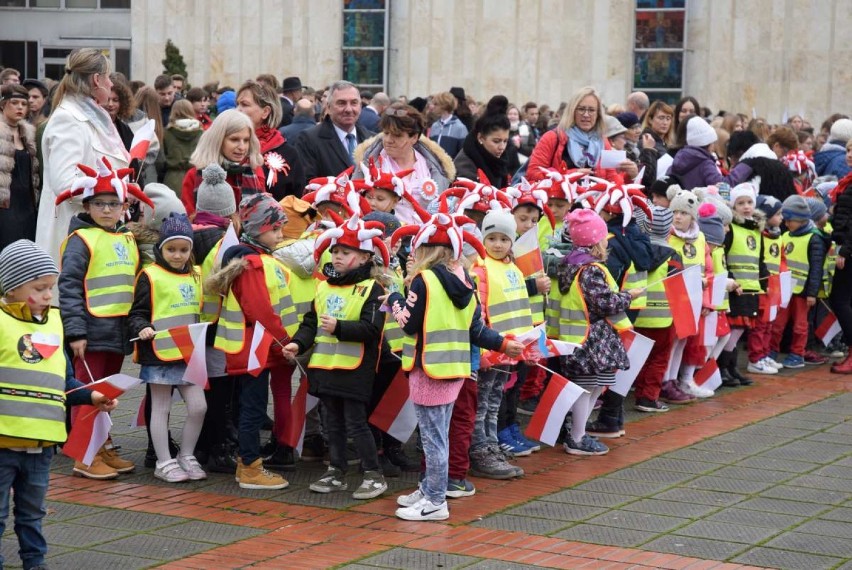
[[54, 156, 153, 208]]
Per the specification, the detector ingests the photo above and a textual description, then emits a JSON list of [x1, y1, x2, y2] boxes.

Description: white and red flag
[[214, 223, 240, 265], [816, 312, 842, 347], [524, 372, 586, 446], [369, 368, 418, 443], [68, 373, 142, 400], [694, 358, 723, 391], [611, 330, 655, 397], [130, 396, 146, 428], [63, 407, 113, 466], [513, 227, 544, 277], [663, 265, 703, 339], [129, 119, 156, 163], [247, 322, 274, 377], [779, 271, 793, 308], [282, 378, 319, 456], [31, 332, 61, 360], [158, 323, 209, 387]]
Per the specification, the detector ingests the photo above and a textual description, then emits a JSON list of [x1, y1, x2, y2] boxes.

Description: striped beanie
[[641, 205, 673, 243], [0, 240, 59, 294]]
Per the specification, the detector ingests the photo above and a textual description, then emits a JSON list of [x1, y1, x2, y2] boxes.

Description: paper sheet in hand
[[600, 150, 627, 169]]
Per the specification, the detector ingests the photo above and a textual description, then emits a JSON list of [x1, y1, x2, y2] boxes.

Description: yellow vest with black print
[[820, 223, 835, 298], [558, 262, 633, 344], [473, 255, 534, 337], [382, 267, 405, 353], [309, 279, 378, 370], [283, 266, 317, 323], [0, 309, 67, 444], [668, 231, 706, 276], [199, 239, 224, 323], [633, 259, 673, 328], [609, 233, 648, 310], [402, 269, 477, 380], [710, 245, 730, 311], [762, 233, 783, 276], [727, 223, 761, 291], [214, 254, 300, 354], [140, 264, 202, 362], [60, 227, 139, 318], [782, 231, 816, 295]]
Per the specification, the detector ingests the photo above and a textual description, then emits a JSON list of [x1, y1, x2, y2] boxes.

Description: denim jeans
[[414, 402, 454, 505], [236, 370, 270, 464], [0, 447, 53, 570], [471, 366, 508, 451], [321, 395, 379, 473]]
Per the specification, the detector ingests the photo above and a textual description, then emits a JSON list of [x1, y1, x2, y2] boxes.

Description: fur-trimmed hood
[[732, 208, 766, 232], [126, 221, 162, 266], [204, 255, 249, 297], [352, 134, 456, 188]]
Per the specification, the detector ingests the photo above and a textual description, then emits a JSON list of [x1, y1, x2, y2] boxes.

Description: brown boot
[[99, 445, 135, 473], [73, 456, 118, 480], [831, 353, 852, 374], [238, 458, 288, 490], [235, 458, 243, 483]]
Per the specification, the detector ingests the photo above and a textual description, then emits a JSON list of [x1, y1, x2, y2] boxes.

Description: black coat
[[294, 117, 372, 181], [263, 140, 306, 200], [279, 96, 294, 127]]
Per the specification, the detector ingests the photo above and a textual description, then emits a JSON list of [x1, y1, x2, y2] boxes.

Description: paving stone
[[805, 431, 852, 445], [471, 514, 568, 535], [552, 524, 658, 547], [149, 520, 266, 544], [620, 498, 720, 519], [690, 437, 771, 455], [795, 519, 852, 540], [727, 424, 813, 440], [539, 489, 633, 508], [783, 410, 848, 423], [44, 549, 157, 570], [0, 539, 70, 567], [710, 465, 794, 483], [40, 523, 131, 548], [735, 497, 831, 516], [584, 510, 688, 533], [682, 475, 773, 494], [95, 533, 213, 561], [183, 480, 291, 501], [654, 487, 746, 507], [504, 500, 605, 522], [787, 474, 852, 493], [339, 564, 388, 570], [761, 440, 849, 463], [732, 546, 842, 570], [43, 501, 106, 522], [71, 510, 184, 532], [275, 487, 363, 508], [812, 465, 852, 480], [572, 477, 671, 496], [705, 507, 807, 529], [358, 548, 478, 570], [672, 520, 780, 543], [665, 448, 745, 464], [760, 485, 849, 505], [826, 423, 852, 436], [761, 417, 835, 432], [736, 455, 821, 473], [820, 507, 852, 523], [636, 457, 719, 474], [606, 467, 696, 485], [765, 531, 852, 557], [464, 561, 540, 570], [640, 534, 746, 560]]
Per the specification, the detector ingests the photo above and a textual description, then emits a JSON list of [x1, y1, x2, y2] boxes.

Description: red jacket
[[526, 129, 617, 182], [181, 165, 265, 219]]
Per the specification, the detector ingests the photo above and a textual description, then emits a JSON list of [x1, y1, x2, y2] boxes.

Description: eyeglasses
[[386, 108, 410, 118], [89, 200, 122, 210], [576, 107, 598, 116]]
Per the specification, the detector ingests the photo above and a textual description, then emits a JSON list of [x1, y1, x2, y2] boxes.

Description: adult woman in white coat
[[36, 48, 130, 268]]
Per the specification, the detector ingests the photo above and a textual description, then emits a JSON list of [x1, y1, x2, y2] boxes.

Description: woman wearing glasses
[[641, 100, 675, 157]]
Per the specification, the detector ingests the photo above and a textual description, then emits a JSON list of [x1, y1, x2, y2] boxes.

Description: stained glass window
[[634, 0, 686, 99], [342, 1, 387, 91]]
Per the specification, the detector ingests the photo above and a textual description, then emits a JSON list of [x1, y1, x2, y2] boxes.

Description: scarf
[[239, 232, 271, 254], [256, 125, 286, 154], [221, 160, 264, 200], [461, 133, 509, 187], [567, 126, 603, 169], [192, 210, 230, 229], [672, 220, 700, 242], [76, 96, 130, 162], [764, 226, 782, 239]]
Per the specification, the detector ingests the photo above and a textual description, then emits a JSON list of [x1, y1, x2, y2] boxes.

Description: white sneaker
[[177, 455, 208, 480], [154, 459, 189, 483], [395, 496, 449, 521], [680, 379, 714, 398], [747, 360, 778, 375], [762, 357, 783, 370], [397, 487, 425, 507]]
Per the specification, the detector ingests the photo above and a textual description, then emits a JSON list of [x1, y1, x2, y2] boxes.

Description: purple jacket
[[669, 146, 753, 190]]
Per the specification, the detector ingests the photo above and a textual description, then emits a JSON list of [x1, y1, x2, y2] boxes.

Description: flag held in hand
[[525, 372, 586, 446], [369, 368, 418, 443], [664, 265, 703, 339], [611, 330, 655, 397], [513, 227, 544, 277], [63, 407, 113, 466]]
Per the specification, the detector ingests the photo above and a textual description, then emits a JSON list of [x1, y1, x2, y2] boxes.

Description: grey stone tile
[[358, 548, 478, 570], [552, 524, 658, 547], [690, 437, 770, 455], [40, 523, 131, 548], [339, 564, 389, 570], [94, 534, 213, 561], [620, 498, 720, 519], [826, 423, 852, 436], [71, 510, 184, 532], [640, 534, 746, 560], [672, 520, 780, 543], [504, 500, 605, 522], [812, 465, 852, 480], [43, 501, 106, 522], [783, 410, 847, 423], [761, 440, 849, 463], [710, 465, 794, 483], [727, 424, 813, 440], [606, 467, 696, 485], [761, 417, 835, 432], [44, 549, 158, 570], [795, 519, 852, 540], [275, 487, 363, 508], [736, 497, 831, 516], [584, 510, 689, 533], [805, 431, 852, 445], [760, 485, 849, 505], [471, 514, 568, 535], [635, 457, 719, 474], [820, 507, 852, 523], [765, 531, 852, 557], [732, 547, 842, 570], [683, 475, 774, 494], [539, 489, 633, 508], [787, 474, 852, 493], [705, 507, 807, 529], [654, 487, 746, 507], [149, 520, 266, 544], [737, 455, 821, 473], [664, 448, 745, 464], [463, 561, 540, 570], [572, 477, 671, 496], [0, 539, 70, 568]]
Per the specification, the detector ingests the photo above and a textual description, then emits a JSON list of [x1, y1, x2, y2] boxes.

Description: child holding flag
[[129, 213, 208, 483]]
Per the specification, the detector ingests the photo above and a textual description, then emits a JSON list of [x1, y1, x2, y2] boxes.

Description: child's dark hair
[[473, 95, 511, 137]]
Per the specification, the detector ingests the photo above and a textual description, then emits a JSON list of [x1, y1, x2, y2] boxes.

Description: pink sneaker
[[660, 380, 696, 405]]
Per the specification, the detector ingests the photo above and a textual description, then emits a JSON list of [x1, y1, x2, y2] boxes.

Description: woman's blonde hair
[[406, 244, 470, 286], [51, 48, 110, 109], [641, 100, 674, 145], [237, 80, 282, 129], [431, 91, 457, 114], [558, 86, 605, 136], [168, 99, 196, 127], [134, 86, 164, 142], [190, 109, 262, 169]]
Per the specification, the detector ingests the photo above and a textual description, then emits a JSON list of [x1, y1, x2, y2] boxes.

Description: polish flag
[[247, 322, 274, 377], [709, 275, 727, 309], [70, 374, 142, 400], [664, 265, 703, 339], [513, 227, 544, 277], [701, 312, 719, 347], [778, 271, 793, 308], [129, 119, 156, 163], [524, 372, 586, 446], [63, 406, 113, 466], [611, 330, 655, 397], [130, 396, 146, 428], [31, 332, 61, 360], [214, 223, 240, 265], [161, 323, 209, 387], [694, 358, 722, 391], [369, 368, 418, 443], [763, 274, 782, 322], [282, 379, 319, 456], [816, 312, 842, 347]]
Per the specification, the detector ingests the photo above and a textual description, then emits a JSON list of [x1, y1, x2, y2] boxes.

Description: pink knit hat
[[568, 209, 608, 247]]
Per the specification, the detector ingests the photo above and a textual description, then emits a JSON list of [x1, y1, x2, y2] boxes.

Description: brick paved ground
[[3, 361, 851, 569]]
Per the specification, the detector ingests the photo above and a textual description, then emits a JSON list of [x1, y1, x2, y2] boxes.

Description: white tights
[[571, 385, 603, 443], [149, 383, 207, 467]]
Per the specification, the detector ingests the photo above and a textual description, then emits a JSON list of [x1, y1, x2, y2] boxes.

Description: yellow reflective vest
[[820, 224, 835, 298], [382, 267, 405, 353], [0, 309, 67, 443], [727, 223, 761, 291], [610, 234, 648, 310], [199, 239, 223, 323], [633, 258, 673, 328], [140, 264, 202, 362], [472, 255, 534, 337], [782, 231, 816, 295], [762, 233, 783, 276], [557, 262, 632, 344], [668, 231, 707, 276], [309, 279, 378, 370], [60, 227, 139, 317], [710, 245, 730, 311], [402, 269, 476, 380]]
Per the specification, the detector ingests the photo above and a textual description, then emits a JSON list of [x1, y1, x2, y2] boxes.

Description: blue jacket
[[429, 115, 468, 158], [605, 216, 654, 284], [814, 142, 851, 179]]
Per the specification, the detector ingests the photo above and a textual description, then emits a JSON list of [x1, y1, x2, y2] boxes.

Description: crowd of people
[[1, 47, 851, 565]]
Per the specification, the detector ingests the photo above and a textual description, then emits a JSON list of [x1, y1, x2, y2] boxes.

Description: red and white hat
[[313, 192, 389, 267], [303, 166, 372, 216], [575, 175, 651, 228], [354, 158, 431, 222], [534, 167, 588, 202], [55, 157, 153, 208], [506, 178, 556, 229], [439, 177, 513, 215], [782, 150, 816, 179], [391, 198, 485, 260]]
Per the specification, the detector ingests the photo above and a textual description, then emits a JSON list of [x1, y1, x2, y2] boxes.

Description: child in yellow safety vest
[[283, 213, 390, 501], [57, 157, 153, 479], [129, 213, 208, 483]]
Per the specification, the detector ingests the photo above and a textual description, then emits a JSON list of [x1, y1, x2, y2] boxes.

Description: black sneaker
[[378, 453, 402, 478], [299, 434, 326, 462], [634, 398, 669, 413], [265, 445, 297, 472], [207, 444, 238, 474], [517, 397, 539, 416], [262, 414, 274, 431], [585, 420, 625, 438], [384, 445, 421, 472]]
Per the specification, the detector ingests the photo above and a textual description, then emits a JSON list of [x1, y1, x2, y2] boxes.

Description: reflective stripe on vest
[[0, 310, 67, 443], [142, 264, 202, 361], [558, 262, 632, 344], [608, 232, 648, 310], [727, 224, 761, 291], [545, 287, 562, 339], [60, 227, 139, 317], [474, 256, 533, 337], [763, 234, 782, 276], [782, 232, 814, 295], [401, 270, 476, 379], [710, 246, 730, 311], [199, 239, 223, 323], [668, 232, 706, 276], [822, 241, 836, 298], [383, 269, 405, 353], [309, 279, 376, 370], [633, 261, 673, 328], [283, 267, 317, 320]]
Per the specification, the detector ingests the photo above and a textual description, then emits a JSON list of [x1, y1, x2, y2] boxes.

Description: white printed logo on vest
[[326, 294, 346, 317]]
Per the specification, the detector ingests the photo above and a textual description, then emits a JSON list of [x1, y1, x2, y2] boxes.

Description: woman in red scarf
[[237, 81, 305, 200]]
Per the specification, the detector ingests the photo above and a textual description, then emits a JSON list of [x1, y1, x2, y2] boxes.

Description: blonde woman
[[180, 109, 264, 218], [641, 100, 674, 156], [36, 48, 129, 268]]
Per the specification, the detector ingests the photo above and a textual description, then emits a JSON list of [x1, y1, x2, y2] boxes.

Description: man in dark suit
[[280, 98, 317, 145], [295, 80, 373, 181], [357, 91, 389, 133], [279, 76, 302, 127]]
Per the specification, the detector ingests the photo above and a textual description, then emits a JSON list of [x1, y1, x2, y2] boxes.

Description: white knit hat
[[729, 182, 757, 206], [481, 210, 518, 245], [829, 118, 852, 144], [686, 117, 718, 147]]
